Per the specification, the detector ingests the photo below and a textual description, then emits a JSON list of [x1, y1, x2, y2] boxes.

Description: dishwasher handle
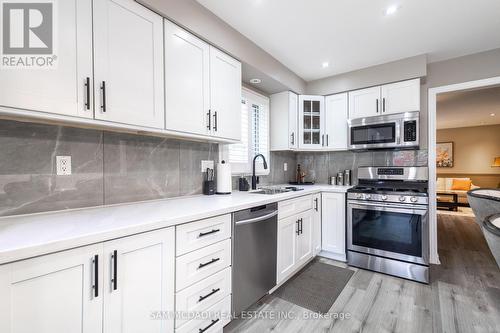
[[235, 211, 278, 226]]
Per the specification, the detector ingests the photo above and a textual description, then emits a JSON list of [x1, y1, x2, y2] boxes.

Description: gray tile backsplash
[[0, 119, 428, 217], [296, 149, 428, 184], [0, 120, 218, 217]]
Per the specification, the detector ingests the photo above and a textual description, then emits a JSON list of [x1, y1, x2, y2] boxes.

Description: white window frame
[[220, 87, 270, 176]]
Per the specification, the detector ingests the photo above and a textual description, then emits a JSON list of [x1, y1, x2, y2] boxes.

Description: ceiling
[[196, 0, 500, 81], [437, 86, 500, 129]]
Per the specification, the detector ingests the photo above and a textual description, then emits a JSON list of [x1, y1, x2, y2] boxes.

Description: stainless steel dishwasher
[[232, 203, 278, 316]]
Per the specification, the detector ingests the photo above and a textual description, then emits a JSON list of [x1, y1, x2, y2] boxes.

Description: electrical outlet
[[283, 163, 288, 171], [56, 156, 72, 175], [201, 160, 214, 172]]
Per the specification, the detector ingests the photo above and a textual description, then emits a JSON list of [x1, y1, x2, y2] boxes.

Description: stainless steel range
[[347, 166, 429, 283]]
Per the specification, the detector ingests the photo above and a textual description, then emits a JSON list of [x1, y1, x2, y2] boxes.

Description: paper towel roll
[[216, 160, 232, 194]]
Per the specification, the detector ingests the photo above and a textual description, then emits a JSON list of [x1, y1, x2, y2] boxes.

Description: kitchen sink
[[250, 186, 303, 195]]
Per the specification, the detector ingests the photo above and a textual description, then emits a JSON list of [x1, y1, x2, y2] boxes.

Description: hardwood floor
[[225, 215, 500, 333]]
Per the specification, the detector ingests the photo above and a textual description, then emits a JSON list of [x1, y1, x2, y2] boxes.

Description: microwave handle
[[396, 122, 401, 144]]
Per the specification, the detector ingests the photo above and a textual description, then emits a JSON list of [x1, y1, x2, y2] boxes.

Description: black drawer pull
[[198, 288, 220, 302], [93, 255, 99, 298], [101, 81, 107, 112], [84, 77, 90, 110], [198, 258, 220, 269], [199, 319, 219, 333], [111, 250, 118, 291], [198, 229, 220, 238]]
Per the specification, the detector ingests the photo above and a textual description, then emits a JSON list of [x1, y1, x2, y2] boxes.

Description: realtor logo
[[1, 0, 56, 68]]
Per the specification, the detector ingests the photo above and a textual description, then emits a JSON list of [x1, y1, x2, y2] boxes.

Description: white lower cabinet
[[277, 201, 314, 284], [277, 214, 298, 283], [321, 192, 347, 261], [175, 239, 231, 292], [103, 228, 175, 333], [0, 228, 175, 333], [0, 244, 103, 333], [175, 268, 231, 328], [295, 210, 313, 267], [175, 296, 231, 333], [174, 217, 232, 332], [312, 194, 322, 256]]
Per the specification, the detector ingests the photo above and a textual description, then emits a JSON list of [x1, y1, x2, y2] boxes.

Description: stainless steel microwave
[[348, 111, 419, 150]]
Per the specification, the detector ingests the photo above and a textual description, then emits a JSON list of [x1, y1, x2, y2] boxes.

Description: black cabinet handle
[[198, 229, 220, 238], [207, 109, 211, 130], [213, 111, 218, 131], [314, 198, 319, 211], [376, 99, 379, 113], [198, 288, 220, 302], [111, 250, 117, 291], [383, 98, 386, 112], [322, 134, 324, 146], [199, 319, 219, 333], [291, 132, 295, 145], [85, 77, 90, 110], [93, 255, 99, 298], [198, 257, 220, 269], [326, 134, 329, 146], [101, 81, 106, 112], [299, 218, 303, 235]]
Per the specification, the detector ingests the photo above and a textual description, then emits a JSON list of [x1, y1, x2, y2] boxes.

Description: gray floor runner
[[273, 260, 354, 314]]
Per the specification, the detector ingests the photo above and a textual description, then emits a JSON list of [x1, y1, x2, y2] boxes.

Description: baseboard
[[318, 250, 347, 262]]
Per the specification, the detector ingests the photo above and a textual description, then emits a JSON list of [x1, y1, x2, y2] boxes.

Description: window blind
[[225, 89, 270, 175]]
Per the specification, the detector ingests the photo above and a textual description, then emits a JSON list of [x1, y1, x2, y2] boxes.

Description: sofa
[[436, 177, 480, 205]]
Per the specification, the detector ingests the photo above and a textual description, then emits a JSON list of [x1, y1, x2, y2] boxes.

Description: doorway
[[428, 76, 500, 264]]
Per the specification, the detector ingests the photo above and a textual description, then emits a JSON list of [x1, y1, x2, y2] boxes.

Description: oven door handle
[[348, 201, 428, 214]]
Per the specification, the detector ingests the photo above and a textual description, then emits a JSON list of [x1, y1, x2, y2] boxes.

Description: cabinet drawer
[[175, 295, 231, 333], [175, 267, 231, 328], [278, 195, 313, 219], [176, 239, 231, 291], [176, 214, 231, 256]]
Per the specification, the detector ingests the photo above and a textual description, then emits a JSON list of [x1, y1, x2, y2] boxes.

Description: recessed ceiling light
[[491, 113, 496, 116], [385, 5, 399, 16], [250, 78, 261, 84], [322, 62, 329, 68]]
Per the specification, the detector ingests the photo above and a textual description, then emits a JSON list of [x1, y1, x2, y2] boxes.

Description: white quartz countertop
[[0, 185, 351, 265]]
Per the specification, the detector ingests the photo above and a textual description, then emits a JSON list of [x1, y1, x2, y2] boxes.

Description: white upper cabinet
[[270, 91, 298, 151], [298, 95, 325, 150], [349, 78, 420, 119], [324, 93, 348, 150], [103, 228, 175, 333], [348, 86, 381, 119], [0, 0, 93, 118], [380, 78, 420, 114], [164, 20, 210, 136], [209, 46, 242, 141], [0, 244, 103, 333], [93, 0, 164, 129]]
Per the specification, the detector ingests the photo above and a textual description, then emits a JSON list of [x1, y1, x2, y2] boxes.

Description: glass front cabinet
[[298, 95, 325, 149]]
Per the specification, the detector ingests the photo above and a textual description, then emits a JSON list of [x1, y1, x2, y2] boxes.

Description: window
[[221, 88, 270, 175]]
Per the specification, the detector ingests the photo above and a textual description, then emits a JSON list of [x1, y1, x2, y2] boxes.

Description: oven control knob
[[381, 195, 388, 201], [356, 193, 363, 199], [399, 196, 406, 202], [410, 196, 418, 203], [365, 194, 371, 199]]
